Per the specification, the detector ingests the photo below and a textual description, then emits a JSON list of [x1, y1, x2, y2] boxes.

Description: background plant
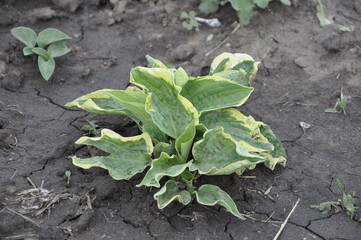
[[199, 0, 290, 25], [66, 52, 287, 219], [180, 11, 200, 30], [81, 120, 101, 136], [311, 179, 358, 220], [11, 26, 72, 80], [325, 87, 348, 114]]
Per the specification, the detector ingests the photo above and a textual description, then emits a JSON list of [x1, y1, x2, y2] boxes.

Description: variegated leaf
[[200, 108, 273, 152], [154, 180, 192, 208], [72, 129, 153, 180], [190, 127, 265, 175], [180, 76, 253, 113], [195, 184, 246, 219], [130, 67, 198, 139], [138, 153, 191, 188], [66, 88, 166, 142], [259, 124, 287, 169], [175, 119, 196, 162], [210, 52, 258, 86]]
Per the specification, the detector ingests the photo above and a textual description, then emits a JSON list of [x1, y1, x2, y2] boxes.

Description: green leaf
[[37, 28, 72, 48], [66, 89, 166, 142], [337, 24, 351, 32], [336, 178, 345, 193], [181, 170, 194, 192], [259, 124, 287, 169], [174, 67, 189, 87], [254, 0, 269, 8], [338, 97, 347, 109], [310, 201, 340, 214], [235, 164, 257, 176], [206, 34, 214, 41], [232, 60, 258, 83], [229, 0, 255, 25], [38, 56, 55, 81], [180, 76, 253, 113], [190, 127, 265, 175], [23, 47, 34, 56], [31, 47, 51, 60], [189, 18, 199, 27], [259, 152, 286, 170], [66, 89, 143, 115], [180, 11, 189, 19], [199, 0, 221, 14], [325, 108, 338, 113], [130, 67, 198, 139], [195, 184, 245, 219], [213, 70, 249, 87], [81, 120, 100, 135], [280, 0, 291, 5], [72, 129, 153, 180], [65, 170, 71, 177], [48, 43, 71, 58], [153, 142, 175, 157], [145, 55, 169, 69], [316, 0, 334, 27], [154, 180, 192, 209], [211, 58, 230, 75], [11, 27, 37, 48], [200, 108, 273, 152], [175, 119, 196, 162], [183, 22, 193, 30], [342, 193, 356, 218], [189, 11, 197, 18], [194, 124, 208, 142], [210, 53, 258, 81], [138, 153, 191, 187]]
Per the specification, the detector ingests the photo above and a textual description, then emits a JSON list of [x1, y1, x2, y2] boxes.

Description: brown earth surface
[[0, 0, 361, 239]]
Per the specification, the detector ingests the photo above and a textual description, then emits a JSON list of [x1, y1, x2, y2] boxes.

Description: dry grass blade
[[273, 198, 301, 240], [36, 193, 72, 216], [205, 23, 240, 56], [4, 234, 38, 240], [4, 205, 40, 228]]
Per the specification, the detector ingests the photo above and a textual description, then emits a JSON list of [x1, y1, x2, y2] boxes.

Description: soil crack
[[69, 112, 90, 131], [270, 216, 327, 240], [224, 218, 234, 240], [34, 88, 82, 112]]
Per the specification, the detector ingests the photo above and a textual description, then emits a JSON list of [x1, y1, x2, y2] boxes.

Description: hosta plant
[[11, 27, 72, 80], [199, 0, 291, 25], [66, 53, 286, 219]]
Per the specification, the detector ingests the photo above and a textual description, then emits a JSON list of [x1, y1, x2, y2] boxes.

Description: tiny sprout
[[65, 170, 71, 184], [81, 120, 100, 136], [180, 11, 199, 31], [325, 87, 348, 114]]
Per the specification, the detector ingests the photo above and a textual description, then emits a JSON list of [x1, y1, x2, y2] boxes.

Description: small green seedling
[[180, 11, 199, 31], [325, 87, 348, 114], [199, 0, 290, 25], [316, 0, 351, 32], [311, 179, 358, 220], [65, 170, 72, 184], [81, 120, 100, 136], [11, 26, 72, 80]]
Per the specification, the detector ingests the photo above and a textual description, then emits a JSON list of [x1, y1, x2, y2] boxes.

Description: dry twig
[[4, 205, 40, 228], [273, 198, 301, 240], [205, 23, 240, 56]]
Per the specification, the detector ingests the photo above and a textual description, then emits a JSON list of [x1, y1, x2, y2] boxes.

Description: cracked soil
[[0, 0, 360, 239]]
